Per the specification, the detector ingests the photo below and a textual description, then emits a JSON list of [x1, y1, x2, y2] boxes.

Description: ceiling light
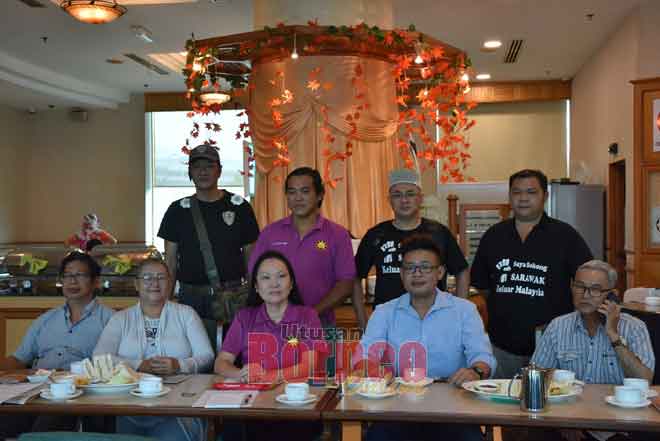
[[475, 73, 491, 80], [414, 41, 424, 64], [483, 40, 502, 49], [414, 54, 424, 65], [60, 1, 127, 24], [200, 92, 231, 106], [460, 73, 470, 82], [291, 33, 299, 60]]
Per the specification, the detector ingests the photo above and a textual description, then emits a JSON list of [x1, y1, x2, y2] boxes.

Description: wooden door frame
[[607, 159, 626, 293]]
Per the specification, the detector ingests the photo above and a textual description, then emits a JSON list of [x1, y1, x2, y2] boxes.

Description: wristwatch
[[471, 366, 485, 380], [611, 336, 627, 349]]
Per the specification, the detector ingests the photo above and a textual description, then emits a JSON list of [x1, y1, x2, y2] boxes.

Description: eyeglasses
[[60, 273, 91, 282], [136, 273, 168, 284], [389, 191, 420, 200], [572, 282, 612, 298], [401, 263, 439, 274]]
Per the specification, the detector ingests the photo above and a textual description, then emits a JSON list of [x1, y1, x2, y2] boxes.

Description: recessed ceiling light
[[476, 73, 491, 80], [483, 40, 502, 49]]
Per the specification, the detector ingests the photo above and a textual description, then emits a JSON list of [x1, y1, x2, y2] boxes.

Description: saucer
[[40, 390, 83, 401], [646, 390, 658, 399], [130, 386, 171, 398], [605, 395, 650, 408], [27, 375, 50, 384], [396, 377, 433, 388], [275, 393, 318, 406]]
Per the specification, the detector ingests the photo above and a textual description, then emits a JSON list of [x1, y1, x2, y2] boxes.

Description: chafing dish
[[0, 244, 159, 296]]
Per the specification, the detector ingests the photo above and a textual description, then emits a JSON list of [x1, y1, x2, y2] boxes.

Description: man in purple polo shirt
[[248, 167, 356, 327]]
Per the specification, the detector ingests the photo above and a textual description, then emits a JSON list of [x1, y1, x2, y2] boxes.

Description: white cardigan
[[94, 301, 214, 374]]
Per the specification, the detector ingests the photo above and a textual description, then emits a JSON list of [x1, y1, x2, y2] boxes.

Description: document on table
[[192, 390, 258, 408], [0, 383, 44, 405]]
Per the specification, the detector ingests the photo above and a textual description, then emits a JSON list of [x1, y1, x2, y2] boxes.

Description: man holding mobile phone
[[531, 260, 655, 441]]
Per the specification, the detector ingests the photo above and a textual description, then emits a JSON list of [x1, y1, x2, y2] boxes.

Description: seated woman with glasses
[[0, 251, 114, 438], [215, 251, 325, 441], [94, 257, 213, 441]]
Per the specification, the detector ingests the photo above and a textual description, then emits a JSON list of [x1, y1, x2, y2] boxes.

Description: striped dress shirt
[[531, 311, 655, 384]]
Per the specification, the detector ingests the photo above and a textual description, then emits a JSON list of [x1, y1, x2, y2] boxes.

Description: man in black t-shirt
[[353, 169, 469, 328], [470, 169, 592, 379], [158, 144, 259, 321]]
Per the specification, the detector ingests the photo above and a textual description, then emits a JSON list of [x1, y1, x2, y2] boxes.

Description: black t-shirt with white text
[[470, 213, 593, 356], [157, 192, 260, 285], [355, 218, 468, 305]]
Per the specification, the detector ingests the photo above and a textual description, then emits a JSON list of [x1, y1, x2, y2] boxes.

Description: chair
[[18, 433, 157, 441], [202, 318, 223, 357]]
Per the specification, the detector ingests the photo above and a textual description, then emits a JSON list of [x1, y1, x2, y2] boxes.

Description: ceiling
[[0, 0, 642, 111]]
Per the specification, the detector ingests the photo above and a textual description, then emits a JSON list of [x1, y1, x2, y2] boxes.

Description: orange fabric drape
[[249, 56, 401, 237]]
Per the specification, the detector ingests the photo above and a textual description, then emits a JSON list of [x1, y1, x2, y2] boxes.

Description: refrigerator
[[545, 182, 605, 260]]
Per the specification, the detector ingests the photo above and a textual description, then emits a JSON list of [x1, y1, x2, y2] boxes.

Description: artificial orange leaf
[[322, 82, 334, 91], [307, 19, 319, 27], [281, 89, 294, 104], [307, 80, 321, 91], [269, 98, 282, 107], [354, 64, 363, 77], [309, 67, 321, 77]]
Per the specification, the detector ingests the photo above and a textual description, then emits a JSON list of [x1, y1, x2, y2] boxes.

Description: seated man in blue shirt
[[354, 234, 496, 441], [0, 251, 114, 439], [531, 259, 655, 441]]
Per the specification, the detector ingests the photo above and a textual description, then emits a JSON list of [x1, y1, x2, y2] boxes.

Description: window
[[145, 110, 254, 250]]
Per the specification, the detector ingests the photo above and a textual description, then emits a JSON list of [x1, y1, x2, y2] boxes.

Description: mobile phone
[[599, 291, 621, 322], [605, 291, 621, 304]]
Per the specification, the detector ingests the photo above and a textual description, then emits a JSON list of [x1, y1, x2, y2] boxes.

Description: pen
[[242, 393, 252, 406]]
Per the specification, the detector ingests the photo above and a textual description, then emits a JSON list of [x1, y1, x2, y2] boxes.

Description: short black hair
[[400, 234, 446, 266], [284, 167, 325, 208], [509, 169, 548, 193], [247, 251, 304, 307], [59, 251, 101, 279]]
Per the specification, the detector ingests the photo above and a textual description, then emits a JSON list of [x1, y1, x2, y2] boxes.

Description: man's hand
[[149, 357, 180, 375], [597, 300, 621, 340], [449, 367, 480, 387]]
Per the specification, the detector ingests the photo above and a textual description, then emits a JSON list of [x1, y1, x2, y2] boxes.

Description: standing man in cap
[[158, 144, 260, 322], [353, 168, 469, 329]]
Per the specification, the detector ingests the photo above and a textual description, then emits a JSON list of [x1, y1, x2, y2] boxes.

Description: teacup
[[138, 376, 163, 395], [50, 379, 76, 398], [553, 370, 576, 385], [285, 382, 309, 401], [614, 386, 644, 404], [623, 378, 649, 394]]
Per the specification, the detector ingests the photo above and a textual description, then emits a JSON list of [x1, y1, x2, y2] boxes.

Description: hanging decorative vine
[[182, 22, 477, 185]]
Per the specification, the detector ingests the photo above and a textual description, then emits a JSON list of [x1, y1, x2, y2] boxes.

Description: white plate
[[40, 390, 83, 401], [80, 382, 138, 395], [357, 389, 398, 399], [463, 379, 582, 403], [27, 375, 50, 384], [275, 393, 318, 406], [130, 386, 171, 398], [396, 377, 433, 388], [605, 395, 650, 408], [644, 296, 660, 306]]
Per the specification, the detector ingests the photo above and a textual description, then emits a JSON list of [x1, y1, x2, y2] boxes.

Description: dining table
[[323, 383, 660, 441], [0, 374, 335, 440]]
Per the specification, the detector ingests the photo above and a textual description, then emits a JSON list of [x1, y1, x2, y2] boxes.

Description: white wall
[[13, 94, 146, 243], [570, 9, 641, 250], [0, 106, 27, 242], [420, 100, 567, 193]]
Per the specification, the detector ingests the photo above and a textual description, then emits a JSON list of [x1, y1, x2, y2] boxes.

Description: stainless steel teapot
[[507, 363, 554, 412]]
